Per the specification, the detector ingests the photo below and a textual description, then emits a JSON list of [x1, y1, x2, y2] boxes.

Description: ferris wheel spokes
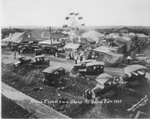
[[63, 12, 85, 28]]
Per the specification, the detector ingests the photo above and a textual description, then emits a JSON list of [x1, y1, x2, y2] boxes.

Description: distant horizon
[[2, 25, 150, 29]]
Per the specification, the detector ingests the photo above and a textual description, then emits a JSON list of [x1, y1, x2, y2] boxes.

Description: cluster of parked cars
[[85, 64, 148, 100], [12, 51, 149, 100], [9, 42, 65, 55]]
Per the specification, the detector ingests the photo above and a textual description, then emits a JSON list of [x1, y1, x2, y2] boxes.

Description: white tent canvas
[[39, 40, 61, 45], [93, 46, 124, 66], [64, 43, 80, 50], [2, 32, 36, 43], [2, 36, 11, 43]]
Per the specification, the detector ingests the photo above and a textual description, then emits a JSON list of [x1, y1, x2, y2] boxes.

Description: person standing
[[80, 55, 83, 62], [14, 50, 17, 59], [77, 55, 80, 63], [83, 55, 86, 61], [127, 55, 132, 64], [74, 54, 78, 64], [53, 51, 56, 57], [55, 52, 58, 57], [18, 46, 21, 55]]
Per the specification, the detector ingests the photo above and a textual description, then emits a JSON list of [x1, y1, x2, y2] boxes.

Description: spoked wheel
[[71, 68, 77, 74], [65, 71, 70, 78], [10, 63, 17, 71], [141, 78, 148, 86], [116, 84, 124, 95], [43, 78, 53, 86], [28, 64, 34, 69], [76, 74, 87, 84]]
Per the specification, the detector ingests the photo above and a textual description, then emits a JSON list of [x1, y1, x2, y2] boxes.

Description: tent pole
[[49, 26, 52, 46]]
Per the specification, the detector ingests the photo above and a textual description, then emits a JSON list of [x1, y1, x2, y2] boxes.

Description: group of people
[[13, 45, 26, 59], [13, 48, 23, 59], [65, 50, 87, 64], [73, 51, 86, 64]]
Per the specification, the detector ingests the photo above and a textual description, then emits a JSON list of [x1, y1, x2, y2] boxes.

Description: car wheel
[[71, 68, 77, 74], [76, 74, 86, 83], [65, 72, 70, 78], [11, 63, 16, 69], [141, 78, 148, 86], [124, 83, 129, 90], [43, 78, 47, 85], [76, 74, 82, 81], [116, 84, 124, 95], [43, 79, 53, 86]]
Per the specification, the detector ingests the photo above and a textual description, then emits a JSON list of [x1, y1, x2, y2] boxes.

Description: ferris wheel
[[63, 12, 85, 29]]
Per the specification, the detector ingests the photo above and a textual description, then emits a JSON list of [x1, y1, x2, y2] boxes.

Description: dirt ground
[[1, 47, 150, 118]]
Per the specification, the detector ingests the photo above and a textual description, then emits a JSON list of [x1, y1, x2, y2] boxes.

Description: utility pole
[[9, 24, 11, 35], [49, 26, 52, 46], [9, 24, 12, 40]]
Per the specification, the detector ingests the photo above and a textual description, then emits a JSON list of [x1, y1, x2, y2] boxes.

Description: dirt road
[[2, 48, 124, 76]]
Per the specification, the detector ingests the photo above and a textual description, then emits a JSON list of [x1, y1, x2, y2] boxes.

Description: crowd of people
[[6, 40, 144, 66], [65, 50, 86, 64]]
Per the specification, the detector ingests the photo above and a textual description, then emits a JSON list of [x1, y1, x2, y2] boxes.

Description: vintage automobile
[[84, 73, 128, 100], [31, 45, 41, 53], [57, 48, 66, 58], [42, 65, 70, 86], [132, 54, 148, 65], [76, 61, 105, 82], [71, 60, 96, 74], [123, 65, 148, 86], [12, 56, 32, 69], [29, 55, 50, 68], [136, 54, 147, 62], [34, 48, 43, 56], [42, 46, 58, 54], [84, 65, 149, 100]]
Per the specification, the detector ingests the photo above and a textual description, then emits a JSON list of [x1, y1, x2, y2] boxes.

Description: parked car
[[136, 54, 147, 62], [1, 42, 8, 47], [123, 65, 148, 86], [71, 60, 96, 74], [12, 56, 31, 70], [84, 64, 149, 100], [42, 65, 70, 86], [42, 46, 58, 54], [31, 45, 41, 53], [76, 61, 105, 82], [29, 55, 50, 68], [33, 48, 43, 56], [84, 73, 127, 100]]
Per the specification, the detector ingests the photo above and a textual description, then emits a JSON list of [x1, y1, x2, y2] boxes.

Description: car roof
[[81, 60, 96, 63], [86, 61, 105, 66], [42, 65, 62, 73], [96, 73, 113, 85], [136, 54, 146, 56], [32, 46, 39, 48], [18, 56, 25, 59], [35, 49, 42, 51], [34, 55, 45, 58], [124, 64, 147, 74]]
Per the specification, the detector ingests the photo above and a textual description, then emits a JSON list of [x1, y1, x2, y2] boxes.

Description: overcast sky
[[1, 0, 150, 27]]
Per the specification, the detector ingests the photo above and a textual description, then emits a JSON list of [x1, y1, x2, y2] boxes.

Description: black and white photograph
[[1, 0, 150, 118]]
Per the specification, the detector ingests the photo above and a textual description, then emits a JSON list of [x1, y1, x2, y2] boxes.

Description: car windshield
[[35, 57, 44, 62], [44, 73, 53, 77], [136, 54, 146, 57], [87, 65, 103, 71], [81, 63, 86, 66]]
